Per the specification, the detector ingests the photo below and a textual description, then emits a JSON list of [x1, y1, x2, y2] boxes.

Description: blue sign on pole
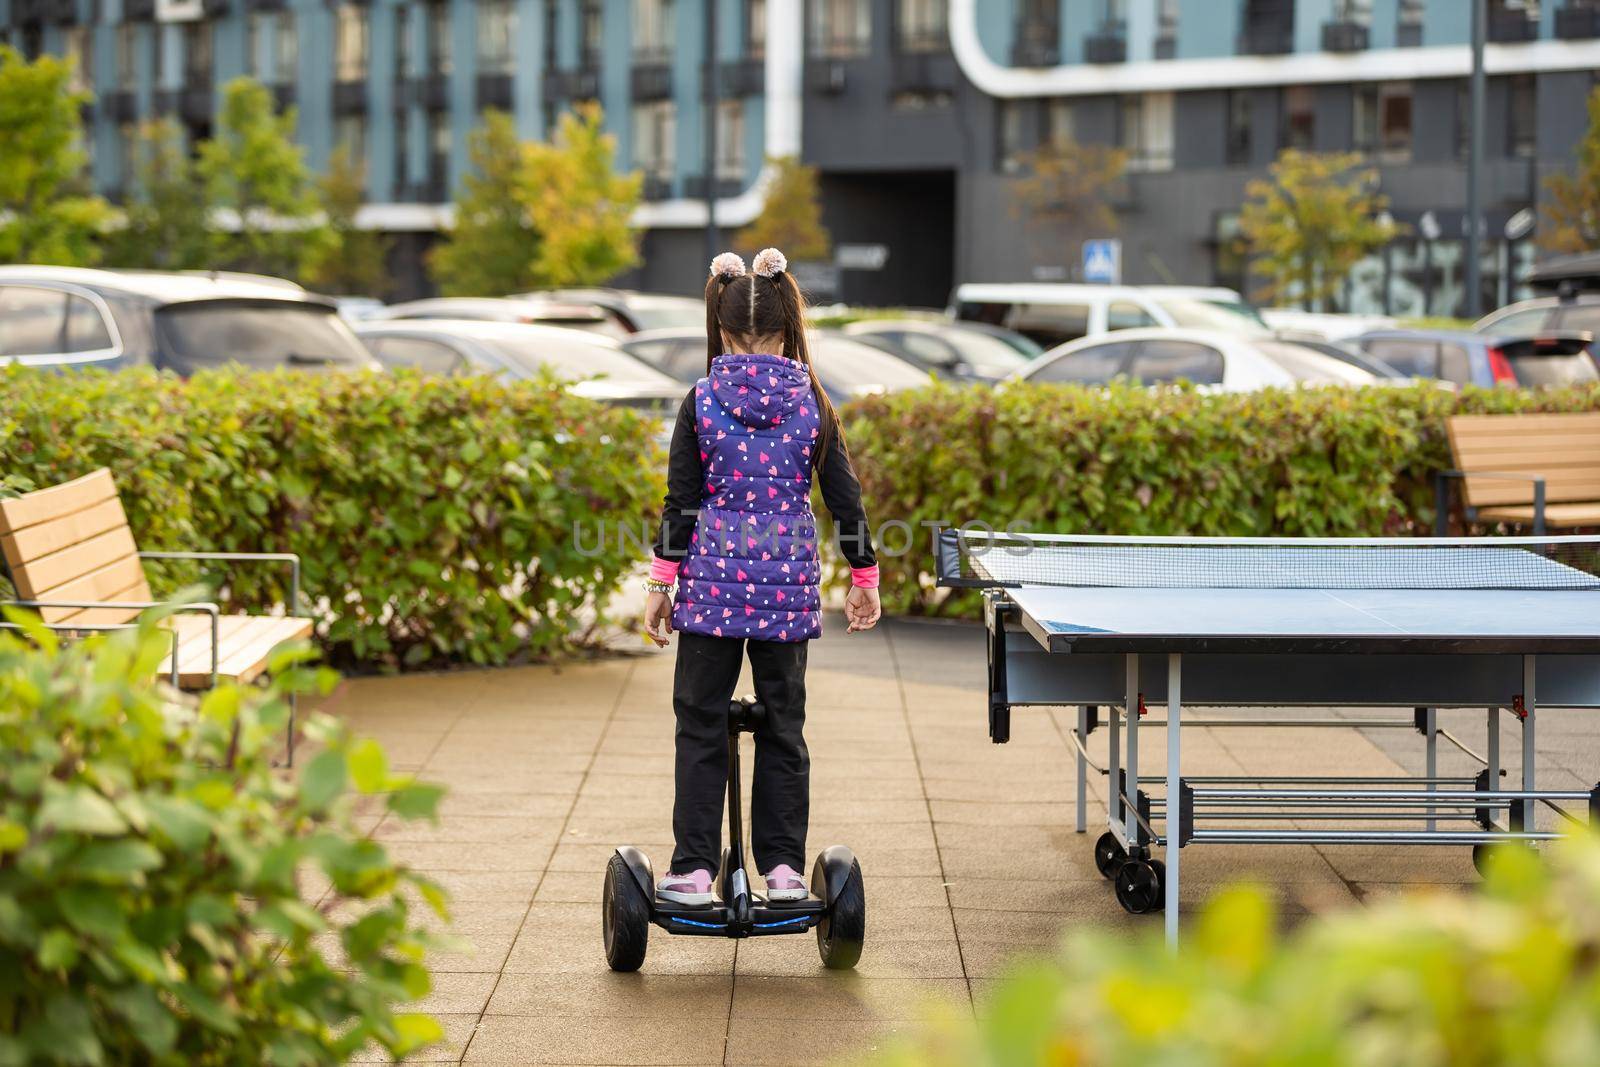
[[1082, 239, 1122, 284]]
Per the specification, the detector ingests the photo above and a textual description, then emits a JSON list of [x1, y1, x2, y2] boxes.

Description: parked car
[[1270, 332, 1409, 379], [332, 296, 387, 322], [620, 327, 934, 399], [375, 297, 630, 340], [952, 282, 1266, 349], [1353, 329, 1598, 388], [512, 288, 706, 333], [961, 320, 1046, 359], [1261, 309, 1399, 340], [0, 265, 377, 374], [1007, 328, 1384, 392], [841, 320, 1032, 381], [354, 319, 684, 410], [1473, 294, 1600, 339]]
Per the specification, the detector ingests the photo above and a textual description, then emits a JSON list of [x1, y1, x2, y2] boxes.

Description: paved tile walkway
[[322, 614, 1554, 1065]]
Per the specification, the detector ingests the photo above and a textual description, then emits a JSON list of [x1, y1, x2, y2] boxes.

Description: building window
[[633, 0, 675, 60], [477, 0, 515, 75], [1281, 85, 1315, 150], [581, 0, 603, 66], [275, 12, 298, 81], [334, 5, 368, 83], [1155, 0, 1178, 50], [1397, 0, 1424, 45], [428, 3, 453, 76], [1355, 81, 1412, 162], [183, 21, 212, 84], [998, 99, 1027, 172], [335, 113, 367, 166], [118, 122, 138, 189], [1120, 91, 1174, 172], [809, 0, 871, 58], [1225, 90, 1251, 164], [716, 100, 745, 180], [632, 99, 676, 178], [64, 26, 92, 93], [1332, 0, 1373, 21], [896, 0, 946, 52], [1508, 73, 1536, 158], [1046, 98, 1074, 147], [747, 0, 767, 57], [116, 24, 137, 91]]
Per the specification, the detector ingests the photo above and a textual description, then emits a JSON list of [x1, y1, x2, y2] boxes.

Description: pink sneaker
[[657, 869, 713, 906], [764, 864, 807, 901]]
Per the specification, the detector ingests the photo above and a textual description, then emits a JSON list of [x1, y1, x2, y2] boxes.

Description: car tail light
[[1487, 346, 1517, 385]]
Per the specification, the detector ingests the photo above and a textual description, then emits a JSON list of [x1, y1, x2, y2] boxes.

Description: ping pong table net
[[934, 529, 1600, 591]]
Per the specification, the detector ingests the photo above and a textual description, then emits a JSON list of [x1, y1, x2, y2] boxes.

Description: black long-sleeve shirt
[[653, 390, 877, 570]]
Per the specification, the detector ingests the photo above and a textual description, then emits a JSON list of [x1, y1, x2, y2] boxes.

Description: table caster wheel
[[1114, 859, 1165, 915], [603, 853, 650, 972], [1094, 832, 1127, 880]]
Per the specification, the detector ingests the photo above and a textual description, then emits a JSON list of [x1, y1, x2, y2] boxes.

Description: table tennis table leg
[[1126, 661, 1140, 853], [1109, 669, 1123, 842], [1422, 708, 1438, 834], [1522, 657, 1537, 835], [1165, 653, 1182, 947], [1487, 706, 1500, 829], [1076, 706, 1089, 834]]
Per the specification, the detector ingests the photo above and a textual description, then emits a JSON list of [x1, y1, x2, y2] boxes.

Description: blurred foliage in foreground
[[870, 837, 1600, 1067], [0, 611, 450, 1064]]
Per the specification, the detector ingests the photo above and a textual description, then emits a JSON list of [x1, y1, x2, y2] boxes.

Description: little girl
[[642, 246, 881, 905]]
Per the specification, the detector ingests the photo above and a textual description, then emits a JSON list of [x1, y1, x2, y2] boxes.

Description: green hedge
[[0, 613, 449, 1063], [839, 382, 1600, 614], [0, 367, 663, 669], [868, 838, 1600, 1066]]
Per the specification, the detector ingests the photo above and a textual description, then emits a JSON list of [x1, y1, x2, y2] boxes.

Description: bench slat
[[1, 497, 132, 570], [33, 556, 151, 625], [169, 614, 313, 687], [11, 527, 140, 600], [1446, 412, 1600, 519], [0, 469, 118, 535], [1477, 503, 1600, 525]]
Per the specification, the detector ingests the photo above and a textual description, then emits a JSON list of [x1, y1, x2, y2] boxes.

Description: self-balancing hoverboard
[[602, 695, 865, 971]]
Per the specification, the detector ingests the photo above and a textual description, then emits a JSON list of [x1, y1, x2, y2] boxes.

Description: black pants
[[671, 631, 810, 875]]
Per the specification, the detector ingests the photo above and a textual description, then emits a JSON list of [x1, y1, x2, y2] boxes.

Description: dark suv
[[0, 266, 377, 375]]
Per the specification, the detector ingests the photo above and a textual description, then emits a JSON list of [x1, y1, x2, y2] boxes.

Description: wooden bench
[[0, 468, 313, 758], [1438, 412, 1600, 534]]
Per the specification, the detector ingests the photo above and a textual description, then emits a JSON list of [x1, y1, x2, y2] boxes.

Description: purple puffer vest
[[672, 353, 823, 642]]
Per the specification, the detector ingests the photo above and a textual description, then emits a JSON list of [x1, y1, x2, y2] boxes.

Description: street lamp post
[[1465, 0, 1486, 319]]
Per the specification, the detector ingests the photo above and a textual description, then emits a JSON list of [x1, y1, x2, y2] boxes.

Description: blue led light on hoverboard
[[670, 917, 727, 929], [753, 915, 814, 929]]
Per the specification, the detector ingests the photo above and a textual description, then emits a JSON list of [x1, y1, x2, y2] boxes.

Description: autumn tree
[[1009, 139, 1128, 274], [1542, 86, 1600, 254], [429, 109, 542, 295], [1239, 149, 1396, 309], [524, 103, 642, 287], [0, 45, 110, 265], [736, 156, 831, 262], [300, 145, 393, 295], [101, 117, 213, 270], [197, 77, 319, 277]]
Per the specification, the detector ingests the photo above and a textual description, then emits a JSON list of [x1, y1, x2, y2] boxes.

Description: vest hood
[[709, 353, 813, 430]]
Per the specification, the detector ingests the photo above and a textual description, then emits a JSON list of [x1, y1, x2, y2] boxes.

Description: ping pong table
[[936, 530, 1600, 943]]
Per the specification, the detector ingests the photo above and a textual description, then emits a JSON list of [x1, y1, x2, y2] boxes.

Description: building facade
[[4, 0, 1599, 311]]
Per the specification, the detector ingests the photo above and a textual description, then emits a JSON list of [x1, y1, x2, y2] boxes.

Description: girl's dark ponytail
[[704, 251, 746, 371]]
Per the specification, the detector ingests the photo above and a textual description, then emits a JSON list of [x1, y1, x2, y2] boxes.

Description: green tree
[[736, 155, 832, 263], [197, 77, 318, 277], [525, 103, 642, 287], [1010, 139, 1128, 276], [429, 109, 542, 296], [1240, 149, 1396, 309], [1541, 86, 1600, 254], [101, 117, 214, 270], [0, 45, 110, 265], [300, 145, 393, 295]]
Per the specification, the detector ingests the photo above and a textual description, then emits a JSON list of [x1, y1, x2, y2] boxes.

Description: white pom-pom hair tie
[[751, 247, 788, 278], [709, 252, 746, 279]]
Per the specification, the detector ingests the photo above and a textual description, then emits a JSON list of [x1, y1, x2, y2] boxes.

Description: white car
[[1006, 328, 1383, 392], [1260, 309, 1399, 340], [952, 282, 1265, 349]]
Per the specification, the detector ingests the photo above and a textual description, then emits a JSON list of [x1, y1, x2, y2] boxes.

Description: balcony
[[1321, 19, 1369, 52], [1083, 25, 1127, 63], [1153, 33, 1176, 59], [476, 72, 511, 110], [1487, 9, 1539, 41], [1396, 20, 1423, 45], [804, 59, 851, 94], [104, 90, 137, 122], [244, 0, 287, 9], [1237, 22, 1294, 55], [717, 57, 764, 97], [630, 60, 672, 101], [543, 67, 600, 101], [14, 0, 80, 24], [271, 83, 296, 110], [1556, 5, 1600, 38], [333, 79, 367, 114], [890, 49, 956, 92], [641, 174, 673, 201], [123, 0, 156, 19], [407, 74, 448, 110], [1010, 20, 1059, 67], [202, 0, 230, 16], [683, 174, 744, 199]]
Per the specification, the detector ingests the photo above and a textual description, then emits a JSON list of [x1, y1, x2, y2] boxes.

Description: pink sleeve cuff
[[649, 557, 681, 583], [850, 565, 880, 589]]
